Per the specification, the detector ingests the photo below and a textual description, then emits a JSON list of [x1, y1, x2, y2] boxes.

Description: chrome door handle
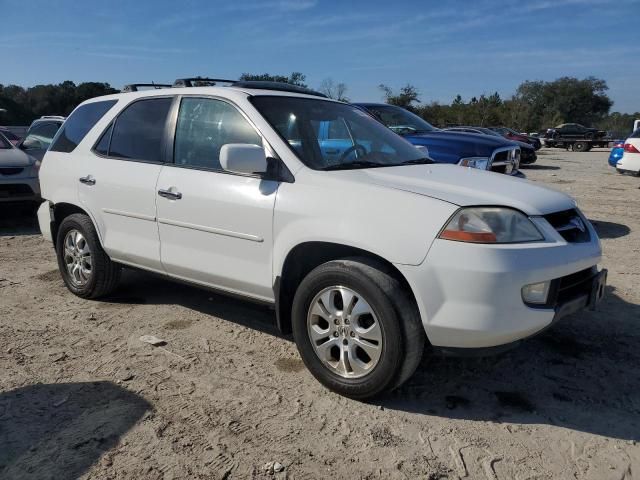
[[158, 189, 182, 200], [79, 175, 96, 186]]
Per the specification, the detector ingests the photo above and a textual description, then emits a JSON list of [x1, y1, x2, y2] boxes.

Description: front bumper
[[396, 220, 602, 349], [0, 176, 40, 202]]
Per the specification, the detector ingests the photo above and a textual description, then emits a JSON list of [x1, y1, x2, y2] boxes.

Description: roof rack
[[173, 77, 235, 87], [172, 77, 327, 98], [231, 81, 327, 98], [122, 83, 172, 92]]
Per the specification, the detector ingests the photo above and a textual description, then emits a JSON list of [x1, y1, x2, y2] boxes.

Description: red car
[[489, 126, 542, 150], [0, 127, 21, 146]]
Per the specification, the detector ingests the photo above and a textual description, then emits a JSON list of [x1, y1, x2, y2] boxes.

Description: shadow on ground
[[0, 381, 150, 479], [590, 219, 631, 239], [0, 203, 40, 237], [106, 268, 287, 340], [99, 267, 640, 442], [521, 164, 560, 170], [378, 285, 640, 441]]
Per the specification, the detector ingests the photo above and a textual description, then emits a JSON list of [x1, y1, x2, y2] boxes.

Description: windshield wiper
[[321, 160, 389, 171], [401, 158, 435, 165]]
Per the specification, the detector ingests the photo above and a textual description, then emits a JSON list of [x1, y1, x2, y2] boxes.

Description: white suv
[[37, 80, 606, 398]]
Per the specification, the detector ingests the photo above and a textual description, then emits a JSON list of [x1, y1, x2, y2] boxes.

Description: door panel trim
[[157, 217, 264, 243], [102, 208, 156, 222]]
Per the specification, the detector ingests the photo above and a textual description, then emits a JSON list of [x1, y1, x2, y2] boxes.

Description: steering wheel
[[338, 144, 367, 162]]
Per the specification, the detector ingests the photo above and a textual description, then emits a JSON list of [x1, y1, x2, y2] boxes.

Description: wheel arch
[[274, 241, 420, 335], [51, 202, 102, 249]]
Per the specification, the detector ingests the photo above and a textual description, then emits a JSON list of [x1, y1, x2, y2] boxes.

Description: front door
[[156, 96, 277, 301]]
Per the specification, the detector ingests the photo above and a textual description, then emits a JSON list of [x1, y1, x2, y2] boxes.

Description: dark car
[[17, 116, 65, 161], [0, 127, 21, 146], [444, 126, 537, 165], [545, 123, 606, 141], [354, 104, 522, 176], [489, 126, 542, 150]]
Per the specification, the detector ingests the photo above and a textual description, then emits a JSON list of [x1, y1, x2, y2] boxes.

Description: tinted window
[[0, 133, 11, 149], [630, 129, 640, 138], [51, 100, 117, 153], [94, 123, 113, 155], [109, 97, 172, 162], [24, 123, 60, 149], [174, 97, 262, 170]]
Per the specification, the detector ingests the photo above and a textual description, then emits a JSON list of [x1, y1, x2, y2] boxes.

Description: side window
[[23, 123, 60, 150], [51, 100, 117, 153], [173, 97, 262, 170], [109, 97, 172, 162], [94, 123, 113, 155]]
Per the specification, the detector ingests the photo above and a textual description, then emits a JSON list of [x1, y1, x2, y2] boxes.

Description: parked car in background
[[354, 104, 521, 176], [489, 126, 542, 150], [443, 126, 537, 165], [37, 81, 606, 398], [18, 116, 65, 161], [608, 141, 625, 167], [0, 132, 41, 203], [616, 129, 640, 175], [0, 127, 21, 146], [545, 123, 606, 141]]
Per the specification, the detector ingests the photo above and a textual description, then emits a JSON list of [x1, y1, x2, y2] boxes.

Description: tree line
[[1, 74, 637, 138]]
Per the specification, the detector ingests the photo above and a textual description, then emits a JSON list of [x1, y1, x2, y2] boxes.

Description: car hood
[[337, 164, 574, 216], [0, 148, 33, 167], [406, 130, 513, 149]]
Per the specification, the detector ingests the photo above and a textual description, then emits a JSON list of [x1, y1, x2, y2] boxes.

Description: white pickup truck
[[37, 80, 606, 398]]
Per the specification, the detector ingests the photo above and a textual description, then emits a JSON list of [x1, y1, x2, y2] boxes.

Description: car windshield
[[360, 105, 437, 135], [0, 133, 12, 149], [251, 97, 432, 170]]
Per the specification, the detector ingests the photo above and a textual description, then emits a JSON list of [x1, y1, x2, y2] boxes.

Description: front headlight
[[439, 207, 544, 243], [458, 157, 490, 170]]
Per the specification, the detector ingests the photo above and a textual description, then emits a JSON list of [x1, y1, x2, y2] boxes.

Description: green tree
[[379, 84, 420, 110]]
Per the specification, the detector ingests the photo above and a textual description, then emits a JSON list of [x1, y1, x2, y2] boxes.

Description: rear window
[[50, 100, 117, 153], [108, 97, 172, 163], [630, 129, 640, 139]]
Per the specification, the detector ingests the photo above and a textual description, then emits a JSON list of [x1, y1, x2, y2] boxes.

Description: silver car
[[0, 132, 41, 203]]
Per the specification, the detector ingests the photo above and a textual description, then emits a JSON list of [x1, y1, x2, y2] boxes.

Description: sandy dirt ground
[[1, 148, 639, 480]]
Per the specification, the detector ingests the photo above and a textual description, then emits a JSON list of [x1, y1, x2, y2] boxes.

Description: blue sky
[[2, 0, 639, 113]]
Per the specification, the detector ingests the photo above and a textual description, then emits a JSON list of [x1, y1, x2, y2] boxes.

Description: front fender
[[272, 171, 457, 279]]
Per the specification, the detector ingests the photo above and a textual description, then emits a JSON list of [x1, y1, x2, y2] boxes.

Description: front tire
[[55, 213, 121, 299], [291, 258, 425, 399]]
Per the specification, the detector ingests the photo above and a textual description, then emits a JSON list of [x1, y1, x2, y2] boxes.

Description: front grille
[[0, 167, 24, 176], [490, 148, 518, 174], [0, 184, 34, 198], [544, 209, 590, 243]]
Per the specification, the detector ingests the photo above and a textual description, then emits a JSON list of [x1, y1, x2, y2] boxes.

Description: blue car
[[354, 103, 522, 176], [608, 141, 625, 167]]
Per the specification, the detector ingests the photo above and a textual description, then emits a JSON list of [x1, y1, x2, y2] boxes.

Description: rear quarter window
[[50, 100, 118, 153]]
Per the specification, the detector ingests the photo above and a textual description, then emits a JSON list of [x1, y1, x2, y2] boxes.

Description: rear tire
[[55, 213, 121, 299], [291, 257, 425, 399], [574, 141, 588, 152]]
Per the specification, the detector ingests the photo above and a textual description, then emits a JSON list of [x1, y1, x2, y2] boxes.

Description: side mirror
[[220, 144, 267, 175]]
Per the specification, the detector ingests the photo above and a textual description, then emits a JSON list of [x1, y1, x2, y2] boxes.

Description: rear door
[[156, 96, 277, 300], [78, 96, 174, 272]]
